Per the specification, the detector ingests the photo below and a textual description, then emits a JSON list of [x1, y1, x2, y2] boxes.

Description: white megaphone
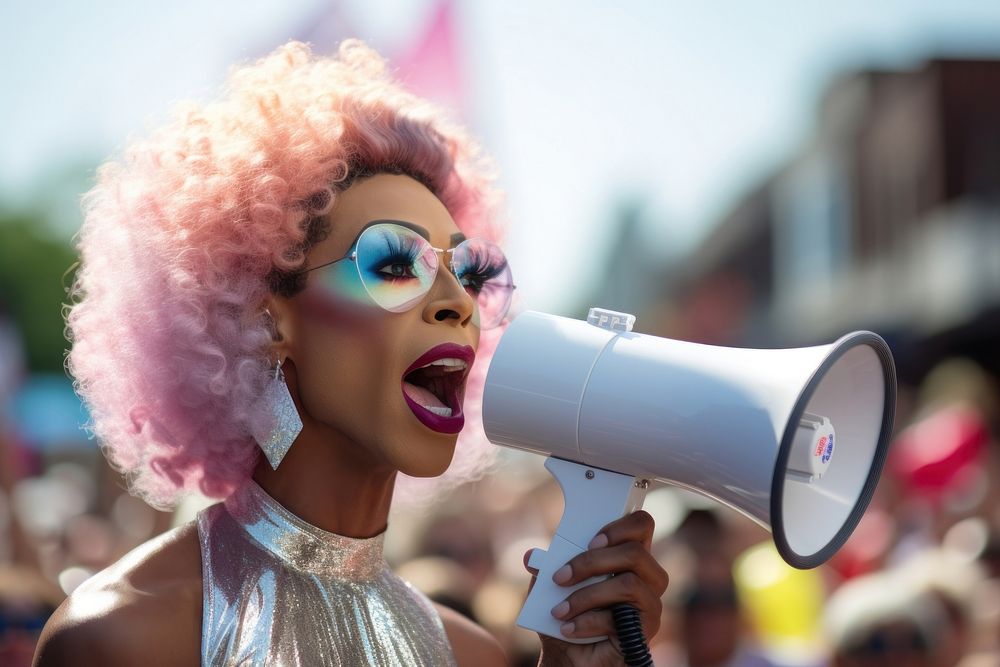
[[483, 308, 896, 644]]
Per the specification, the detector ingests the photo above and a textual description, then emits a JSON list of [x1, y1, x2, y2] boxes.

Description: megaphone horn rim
[[771, 331, 897, 569]]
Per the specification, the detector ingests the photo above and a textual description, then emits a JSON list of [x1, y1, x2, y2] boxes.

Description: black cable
[[611, 603, 653, 666]]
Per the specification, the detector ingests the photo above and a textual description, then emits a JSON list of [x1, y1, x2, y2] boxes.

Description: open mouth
[[401, 344, 475, 434], [403, 358, 468, 416]]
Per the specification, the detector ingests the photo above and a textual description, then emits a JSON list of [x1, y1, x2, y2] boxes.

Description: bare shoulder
[[435, 603, 506, 667], [33, 520, 203, 667]]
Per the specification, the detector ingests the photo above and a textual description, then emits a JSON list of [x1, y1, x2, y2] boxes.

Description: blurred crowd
[[1, 292, 999, 667]]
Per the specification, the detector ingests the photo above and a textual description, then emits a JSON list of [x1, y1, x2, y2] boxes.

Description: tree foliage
[[0, 213, 78, 374]]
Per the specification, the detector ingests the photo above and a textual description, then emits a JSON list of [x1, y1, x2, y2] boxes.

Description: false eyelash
[[363, 233, 423, 274], [458, 249, 508, 282], [378, 231, 422, 260]]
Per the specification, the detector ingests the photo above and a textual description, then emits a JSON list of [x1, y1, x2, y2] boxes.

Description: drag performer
[[34, 41, 667, 666]]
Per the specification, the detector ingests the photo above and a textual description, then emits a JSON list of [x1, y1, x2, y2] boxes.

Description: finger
[[551, 572, 663, 637], [590, 510, 655, 551], [554, 608, 614, 639], [558, 606, 662, 642], [554, 542, 668, 595]]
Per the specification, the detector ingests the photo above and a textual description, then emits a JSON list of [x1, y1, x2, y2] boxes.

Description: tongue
[[403, 381, 448, 409]]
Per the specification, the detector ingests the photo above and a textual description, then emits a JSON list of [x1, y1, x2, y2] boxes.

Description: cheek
[[299, 283, 386, 329], [294, 291, 400, 423]]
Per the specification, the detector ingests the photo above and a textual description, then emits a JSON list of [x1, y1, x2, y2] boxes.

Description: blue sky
[[4, 0, 1000, 312]]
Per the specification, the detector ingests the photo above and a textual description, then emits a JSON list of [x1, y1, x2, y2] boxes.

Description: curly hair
[[66, 40, 505, 509]]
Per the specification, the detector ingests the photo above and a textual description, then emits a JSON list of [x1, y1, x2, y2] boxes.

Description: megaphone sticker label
[[814, 434, 834, 464]]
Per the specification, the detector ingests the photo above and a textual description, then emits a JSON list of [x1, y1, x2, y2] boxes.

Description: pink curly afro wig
[[67, 40, 505, 509]]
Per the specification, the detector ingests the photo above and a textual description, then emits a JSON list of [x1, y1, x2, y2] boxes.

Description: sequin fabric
[[198, 481, 456, 666]]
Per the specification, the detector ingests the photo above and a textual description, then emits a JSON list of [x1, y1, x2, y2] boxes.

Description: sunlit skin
[[33, 174, 668, 667]]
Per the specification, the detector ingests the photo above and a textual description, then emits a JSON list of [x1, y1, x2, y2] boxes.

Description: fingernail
[[560, 622, 575, 635], [588, 533, 608, 549], [551, 601, 570, 619], [552, 565, 572, 585]]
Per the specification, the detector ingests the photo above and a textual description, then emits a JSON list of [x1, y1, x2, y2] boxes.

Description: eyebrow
[[365, 219, 466, 248], [365, 219, 430, 241]]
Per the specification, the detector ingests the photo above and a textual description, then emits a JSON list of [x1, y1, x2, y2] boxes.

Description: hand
[[525, 511, 668, 666]]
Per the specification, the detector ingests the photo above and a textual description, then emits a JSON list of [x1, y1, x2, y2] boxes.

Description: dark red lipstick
[[401, 343, 475, 434]]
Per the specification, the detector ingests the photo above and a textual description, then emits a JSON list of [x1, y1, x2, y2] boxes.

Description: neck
[[252, 424, 396, 539]]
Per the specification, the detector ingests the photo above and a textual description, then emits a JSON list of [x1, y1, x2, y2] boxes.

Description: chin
[[396, 438, 458, 478]]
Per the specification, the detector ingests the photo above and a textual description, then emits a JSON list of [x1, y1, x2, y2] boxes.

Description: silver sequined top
[[197, 481, 457, 666]]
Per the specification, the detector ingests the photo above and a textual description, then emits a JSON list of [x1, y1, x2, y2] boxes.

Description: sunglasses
[[303, 221, 515, 330]]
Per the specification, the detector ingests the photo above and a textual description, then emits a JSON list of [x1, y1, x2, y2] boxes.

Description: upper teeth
[[419, 358, 468, 371]]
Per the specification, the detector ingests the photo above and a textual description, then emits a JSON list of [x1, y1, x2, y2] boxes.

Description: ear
[[260, 293, 306, 421], [262, 294, 296, 362]]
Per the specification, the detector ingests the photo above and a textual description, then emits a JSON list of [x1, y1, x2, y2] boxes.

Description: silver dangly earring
[[251, 358, 303, 469]]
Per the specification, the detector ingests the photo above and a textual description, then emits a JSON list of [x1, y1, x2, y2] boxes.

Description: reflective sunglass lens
[[354, 224, 438, 313], [451, 239, 514, 329]]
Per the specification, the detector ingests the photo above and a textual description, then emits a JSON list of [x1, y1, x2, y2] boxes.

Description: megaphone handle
[[517, 457, 649, 644]]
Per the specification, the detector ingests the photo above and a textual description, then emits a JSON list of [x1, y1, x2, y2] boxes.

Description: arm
[[34, 523, 202, 667], [34, 608, 141, 667], [34, 588, 201, 667], [436, 603, 507, 667]]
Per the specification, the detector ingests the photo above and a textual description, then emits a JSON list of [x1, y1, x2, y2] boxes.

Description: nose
[[422, 263, 476, 327]]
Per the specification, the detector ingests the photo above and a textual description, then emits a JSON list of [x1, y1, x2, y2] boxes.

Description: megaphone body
[[483, 309, 895, 643]]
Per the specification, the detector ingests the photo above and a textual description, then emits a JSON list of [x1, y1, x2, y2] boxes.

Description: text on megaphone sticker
[[814, 434, 834, 464]]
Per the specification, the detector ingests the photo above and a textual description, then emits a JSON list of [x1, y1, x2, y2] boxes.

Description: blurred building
[[650, 58, 1000, 384], [577, 199, 672, 321]]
